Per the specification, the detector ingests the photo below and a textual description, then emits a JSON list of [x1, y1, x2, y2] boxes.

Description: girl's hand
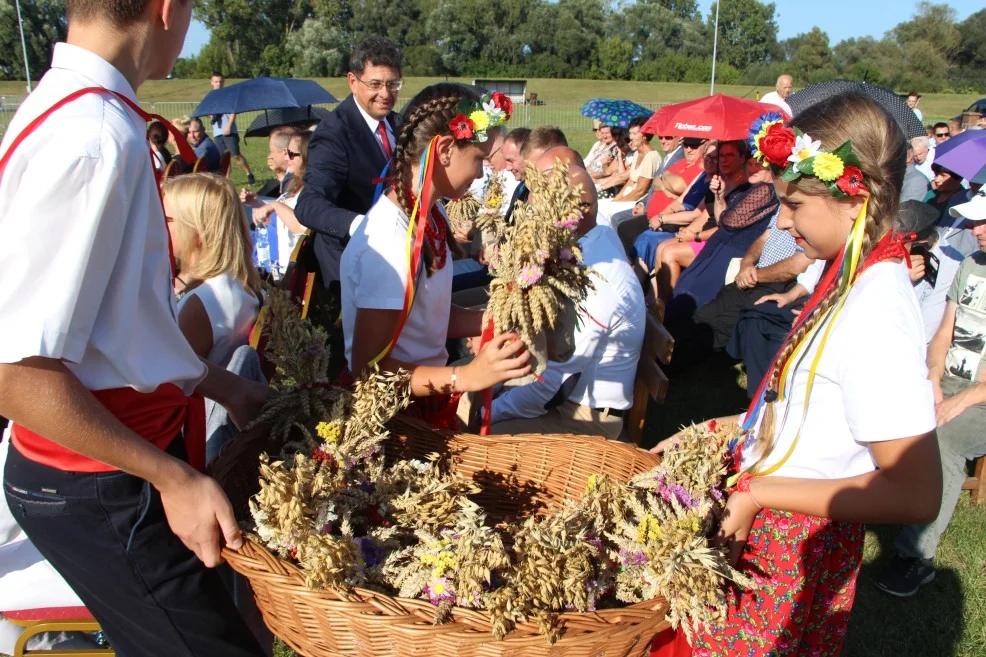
[[677, 229, 695, 243], [716, 491, 761, 566], [253, 204, 275, 227], [462, 333, 531, 391]]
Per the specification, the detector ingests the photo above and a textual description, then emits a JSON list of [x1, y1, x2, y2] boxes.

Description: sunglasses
[[682, 142, 704, 149], [287, 149, 301, 159], [935, 132, 949, 137]]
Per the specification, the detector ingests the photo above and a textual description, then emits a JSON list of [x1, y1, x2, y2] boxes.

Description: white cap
[[949, 190, 986, 222]]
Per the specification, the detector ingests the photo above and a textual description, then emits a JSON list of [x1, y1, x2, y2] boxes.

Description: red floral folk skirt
[[652, 509, 864, 657]]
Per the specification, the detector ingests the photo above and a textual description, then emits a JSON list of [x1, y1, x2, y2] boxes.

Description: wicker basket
[[217, 415, 671, 657]]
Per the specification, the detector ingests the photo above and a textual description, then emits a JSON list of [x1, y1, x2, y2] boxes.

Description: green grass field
[[0, 77, 980, 190]]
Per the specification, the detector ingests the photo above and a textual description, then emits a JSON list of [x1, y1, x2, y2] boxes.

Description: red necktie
[[377, 120, 393, 160]]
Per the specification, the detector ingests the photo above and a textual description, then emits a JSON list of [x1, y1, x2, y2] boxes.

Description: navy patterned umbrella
[[786, 80, 926, 139], [580, 98, 655, 128]]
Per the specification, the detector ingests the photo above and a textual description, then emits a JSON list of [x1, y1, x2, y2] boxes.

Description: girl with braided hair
[[652, 93, 943, 656], [340, 83, 529, 428]]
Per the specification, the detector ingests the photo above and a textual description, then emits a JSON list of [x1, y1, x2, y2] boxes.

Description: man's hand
[[717, 491, 761, 566], [935, 388, 972, 427], [909, 254, 926, 284], [240, 188, 262, 209], [735, 264, 759, 289], [157, 463, 243, 567]]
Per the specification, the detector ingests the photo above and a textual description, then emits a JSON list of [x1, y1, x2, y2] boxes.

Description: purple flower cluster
[[653, 472, 698, 510], [619, 548, 649, 568], [354, 536, 384, 568]]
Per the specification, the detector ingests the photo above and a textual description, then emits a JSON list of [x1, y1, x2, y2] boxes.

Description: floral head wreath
[[448, 91, 513, 143], [748, 112, 869, 199]]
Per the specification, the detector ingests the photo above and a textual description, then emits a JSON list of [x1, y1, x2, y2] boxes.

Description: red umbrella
[[642, 94, 789, 141]]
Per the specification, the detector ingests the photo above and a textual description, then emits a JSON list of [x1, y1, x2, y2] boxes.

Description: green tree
[[194, 0, 314, 76], [592, 36, 634, 80], [284, 18, 349, 78], [787, 27, 834, 83], [707, 0, 779, 70], [0, 0, 66, 81], [951, 9, 986, 91]]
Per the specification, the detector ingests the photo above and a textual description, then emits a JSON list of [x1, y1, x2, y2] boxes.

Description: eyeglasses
[[659, 136, 675, 141], [682, 143, 703, 150], [287, 149, 301, 159], [355, 77, 404, 93], [935, 132, 950, 138]]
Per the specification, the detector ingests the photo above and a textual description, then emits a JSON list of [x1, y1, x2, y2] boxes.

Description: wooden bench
[[962, 456, 985, 505], [625, 300, 673, 445]]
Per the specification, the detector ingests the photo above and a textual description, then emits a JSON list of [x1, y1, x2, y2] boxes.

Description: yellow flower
[[469, 110, 490, 132], [586, 474, 600, 492], [811, 152, 844, 182], [315, 421, 341, 443], [635, 514, 662, 543]]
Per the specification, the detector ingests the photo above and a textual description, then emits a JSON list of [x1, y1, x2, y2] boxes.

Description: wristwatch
[[657, 213, 664, 227], [695, 232, 703, 243]]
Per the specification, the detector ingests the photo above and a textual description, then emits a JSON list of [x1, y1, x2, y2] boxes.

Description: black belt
[[595, 406, 625, 418]]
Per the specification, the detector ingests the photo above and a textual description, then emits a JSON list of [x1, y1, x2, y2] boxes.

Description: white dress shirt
[[355, 100, 395, 157], [0, 43, 206, 394], [760, 91, 792, 117], [492, 224, 646, 422]]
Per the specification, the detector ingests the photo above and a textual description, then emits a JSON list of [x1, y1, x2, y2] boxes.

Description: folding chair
[[218, 151, 232, 177], [3, 606, 112, 657], [625, 300, 673, 445]]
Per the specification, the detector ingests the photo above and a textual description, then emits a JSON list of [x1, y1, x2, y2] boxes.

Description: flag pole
[[710, 0, 721, 96], [15, 0, 33, 92]]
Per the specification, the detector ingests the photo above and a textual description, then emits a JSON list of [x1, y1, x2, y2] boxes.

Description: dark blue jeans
[[3, 436, 264, 657]]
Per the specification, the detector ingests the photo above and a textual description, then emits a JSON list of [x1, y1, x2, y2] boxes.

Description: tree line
[[0, 1, 983, 93]]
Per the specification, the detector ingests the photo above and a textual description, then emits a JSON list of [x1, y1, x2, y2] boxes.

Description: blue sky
[[179, 1, 984, 59]]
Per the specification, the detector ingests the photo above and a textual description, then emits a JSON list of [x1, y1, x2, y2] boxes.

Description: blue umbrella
[[192, 77, 338, 117], [580, 98, 655, 128]]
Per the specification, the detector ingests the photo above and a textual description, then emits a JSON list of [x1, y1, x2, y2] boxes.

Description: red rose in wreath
[[491, 91, 513, 119], [836, 165, 868, 196], [449, 114, 475, 140], [759, 123, 796, 167]]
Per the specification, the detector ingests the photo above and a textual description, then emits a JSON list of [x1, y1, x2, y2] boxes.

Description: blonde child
[[654, 94, 942, 657], [165, 173, 263, 368]]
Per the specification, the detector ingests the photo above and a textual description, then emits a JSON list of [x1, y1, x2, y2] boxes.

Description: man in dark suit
[[296, 36, 403, 287], [294, 37, 402, 377]]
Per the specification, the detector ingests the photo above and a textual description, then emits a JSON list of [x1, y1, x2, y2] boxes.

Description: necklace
[[404, 191, 448, 270]]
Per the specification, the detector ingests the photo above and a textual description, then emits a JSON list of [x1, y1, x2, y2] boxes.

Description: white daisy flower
[[788, 133, 822, 165]]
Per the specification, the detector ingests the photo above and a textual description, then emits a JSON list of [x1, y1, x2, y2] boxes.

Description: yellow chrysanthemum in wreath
[[315, 420, 342, 443], [469, 110, 491, 132], [811, 152, 845, 182]]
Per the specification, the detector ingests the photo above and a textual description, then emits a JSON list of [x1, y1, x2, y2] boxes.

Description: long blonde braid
[[746, 92, 906, 471]]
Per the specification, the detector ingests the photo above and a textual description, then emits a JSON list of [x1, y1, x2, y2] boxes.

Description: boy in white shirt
[[0, 1, 266, 654]]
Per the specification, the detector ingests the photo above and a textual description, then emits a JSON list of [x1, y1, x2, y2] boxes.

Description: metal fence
[[0, 98, 670, 146]]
